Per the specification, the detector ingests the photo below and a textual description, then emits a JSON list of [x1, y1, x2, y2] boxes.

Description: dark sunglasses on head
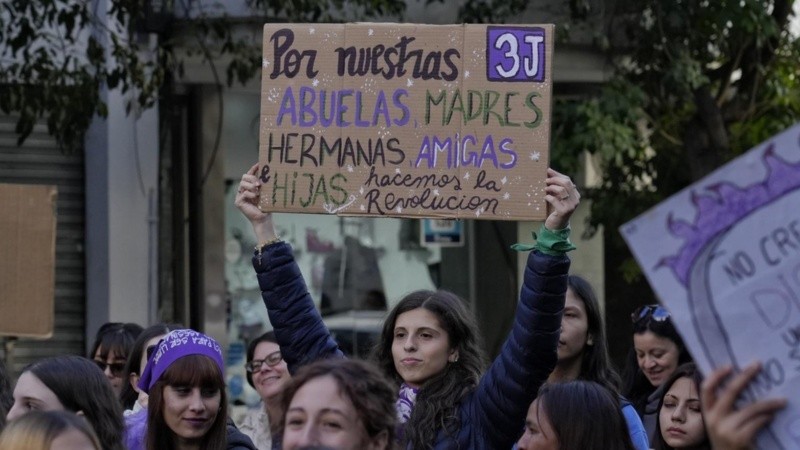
[[245, 351, 283, 372], [94, 360, 127, 377], [631, 304, 670, 323]]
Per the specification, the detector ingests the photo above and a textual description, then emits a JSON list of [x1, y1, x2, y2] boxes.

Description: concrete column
[[85, 0, 160, 348]]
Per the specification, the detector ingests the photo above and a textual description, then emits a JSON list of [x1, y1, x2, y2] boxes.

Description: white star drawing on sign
[[474, 209, 482, 217], [309, 28, 315, 34], [407, 78, 414, 87], [312, 79, 319, 87], [262, 58, 270, 68], [396, 206, 403, 213], [347, 165, 354, 172], [464, 70, 470, 78], [503, 192, 510, 200], [395, 168, 401, 174], [501, 176, 508, 185], [359, 186, 364, 195], [463, 172, 471, 180], [368, 29, 374, 36], [433, 189, 440, 196], [360, 204, 366, 211], [529, 151, 540, 161]]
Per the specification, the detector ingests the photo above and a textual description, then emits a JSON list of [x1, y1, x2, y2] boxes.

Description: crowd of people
[[0, 164, 787, 449]]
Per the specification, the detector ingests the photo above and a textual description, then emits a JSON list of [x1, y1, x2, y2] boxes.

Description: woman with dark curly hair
[[236, 164, 580, 449], [277, 358, 396, 450]]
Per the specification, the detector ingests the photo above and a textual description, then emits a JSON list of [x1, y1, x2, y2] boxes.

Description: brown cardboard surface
[[259, 23, 554, 220], [0, 184, 57, 338]]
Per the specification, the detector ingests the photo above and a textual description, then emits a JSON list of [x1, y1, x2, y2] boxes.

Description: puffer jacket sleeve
[[465, 249, 568, 448], [253, 241, 344, 373]]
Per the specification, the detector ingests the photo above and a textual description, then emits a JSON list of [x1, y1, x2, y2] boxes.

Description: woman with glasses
[[90, 322, 144, 397], [6, 355, 126, 450], [237, 331, 291, 449], [651, 363, 711, 450], [623, 304, 692, 442]]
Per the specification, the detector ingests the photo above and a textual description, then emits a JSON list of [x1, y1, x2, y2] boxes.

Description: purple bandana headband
[[137, 329, 224, 393]]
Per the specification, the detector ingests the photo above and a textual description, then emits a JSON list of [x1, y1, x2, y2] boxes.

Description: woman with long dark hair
[[7, 355, 125, 450], [137, 329, 255, 450], [544, 275, 648, 449], [516, 380, 636, 450], [623, 304, 693, 440], [652, 363, 711, 450], [236, 164, 580, 448]]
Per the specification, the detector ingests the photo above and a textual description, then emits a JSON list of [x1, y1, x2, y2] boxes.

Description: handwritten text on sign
[[259, 24, 554, 220]]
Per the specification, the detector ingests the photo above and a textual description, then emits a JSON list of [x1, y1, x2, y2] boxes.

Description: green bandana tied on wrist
[[511, 225, 576, 256]]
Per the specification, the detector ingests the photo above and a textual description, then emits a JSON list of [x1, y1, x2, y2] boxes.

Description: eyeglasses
[[631, 304, 670, 323], [245, 351, 283, 372], [94, 360, 127, 377]]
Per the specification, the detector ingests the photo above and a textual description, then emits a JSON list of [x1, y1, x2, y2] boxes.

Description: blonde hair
[[0, 410, 101, 450]]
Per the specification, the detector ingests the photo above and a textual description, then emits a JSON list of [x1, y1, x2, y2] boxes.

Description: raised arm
[[468, 169, 579, 447], [235, 164, 343, 372]]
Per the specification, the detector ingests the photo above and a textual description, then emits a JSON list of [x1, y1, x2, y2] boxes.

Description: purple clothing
[[138, 329, 224, 393], [124, 408, 147, 450]]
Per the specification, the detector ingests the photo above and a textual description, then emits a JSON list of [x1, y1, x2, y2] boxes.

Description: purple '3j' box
[[486, 26, 546, 82]]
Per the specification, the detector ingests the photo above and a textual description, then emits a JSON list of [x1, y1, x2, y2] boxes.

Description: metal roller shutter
[[0, 114, 86, 375]]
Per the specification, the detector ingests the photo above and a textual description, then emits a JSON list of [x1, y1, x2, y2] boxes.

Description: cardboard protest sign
[[259, 23, 554, 220], [621, 123, 800, 448], [0, 184, 57, 338]]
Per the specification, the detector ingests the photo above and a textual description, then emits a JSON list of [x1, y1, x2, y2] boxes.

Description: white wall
[[85, 0, 160, 343]]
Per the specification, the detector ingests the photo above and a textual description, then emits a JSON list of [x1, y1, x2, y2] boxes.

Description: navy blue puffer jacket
[[254, 241, 568, 449]]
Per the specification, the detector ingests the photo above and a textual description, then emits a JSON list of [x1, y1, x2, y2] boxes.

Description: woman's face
[[6, 372, 65, 421], [50, 428, 98, 450], [633, 331, 680, 386], [659, 376, 706, 448], [557, 288, 590, 364], [516, 399, 559, 450], [162, 384, 221, 445], [391, 308, 456, 388], [92, 346, 127, 395], [282, 375, 384, 450], [251, 341, 291, 402]]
